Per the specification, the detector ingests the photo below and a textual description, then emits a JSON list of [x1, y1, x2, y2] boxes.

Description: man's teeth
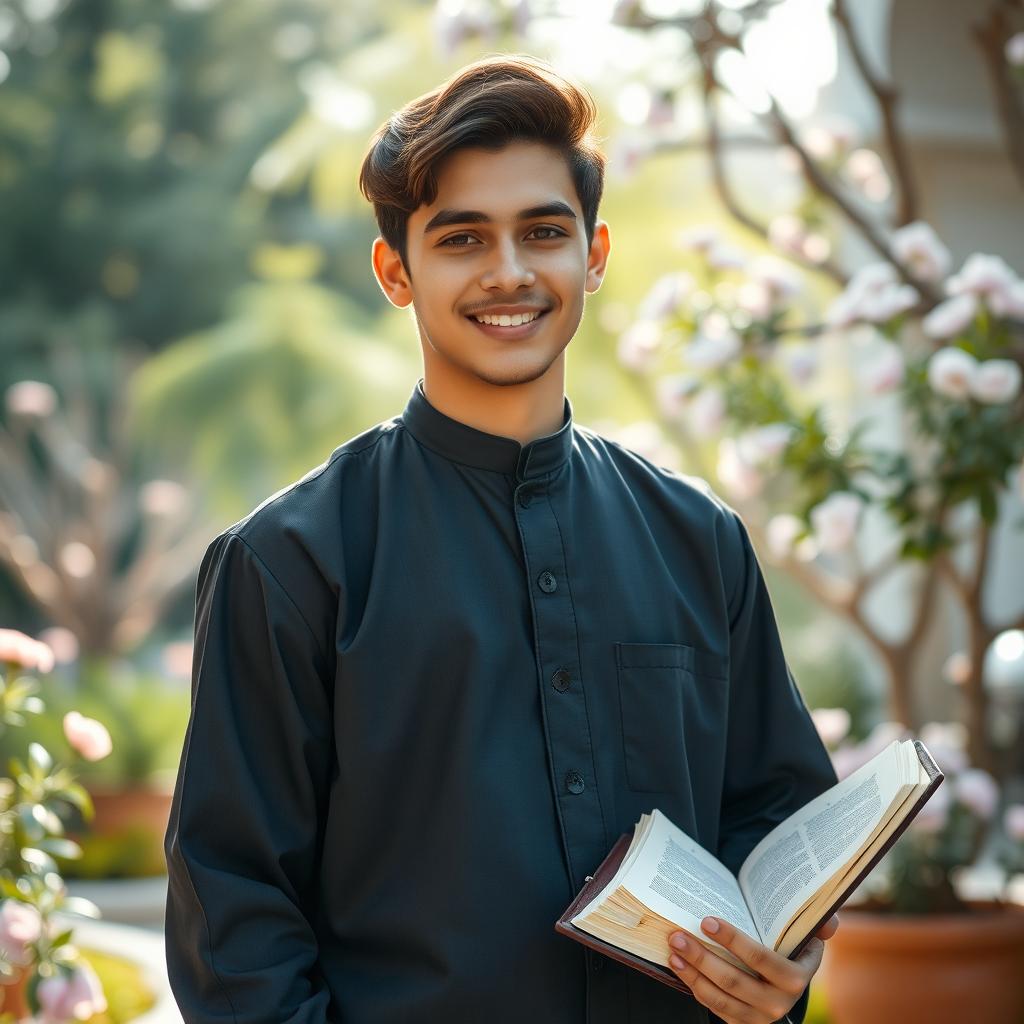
[[473, 311, 542, 327]]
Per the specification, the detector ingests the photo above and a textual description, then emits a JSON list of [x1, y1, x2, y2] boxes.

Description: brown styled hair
[[358, 54, 606, 276]]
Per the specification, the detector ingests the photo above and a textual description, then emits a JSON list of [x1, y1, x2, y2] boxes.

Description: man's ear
[[585, 219, 611, 294], [371, 237, 413, 308]]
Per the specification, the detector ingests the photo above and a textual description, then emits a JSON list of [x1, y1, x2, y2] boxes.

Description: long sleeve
[[163, 530, 336, 1024], [715, 511, 837, 1024]]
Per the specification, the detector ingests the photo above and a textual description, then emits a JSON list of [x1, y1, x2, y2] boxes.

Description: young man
[[164, 55, 839, 1024]]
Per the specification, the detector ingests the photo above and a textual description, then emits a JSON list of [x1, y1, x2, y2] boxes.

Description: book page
[[737, 740, 908, 948], [616, 808, 762, 945]]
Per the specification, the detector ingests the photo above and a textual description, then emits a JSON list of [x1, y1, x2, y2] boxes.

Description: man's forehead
[[413, 143, 579, 225]]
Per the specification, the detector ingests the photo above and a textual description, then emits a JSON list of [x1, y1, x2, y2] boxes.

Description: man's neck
[[421, 361, 567, 447]]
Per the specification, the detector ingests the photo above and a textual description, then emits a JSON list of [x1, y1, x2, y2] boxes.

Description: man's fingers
[[694, 917, 809, 997], [667, 936, 788, 1024], [814, 914, 840, 940]]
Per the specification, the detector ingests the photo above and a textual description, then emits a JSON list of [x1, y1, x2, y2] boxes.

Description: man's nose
[[481, 238, 536, 291]]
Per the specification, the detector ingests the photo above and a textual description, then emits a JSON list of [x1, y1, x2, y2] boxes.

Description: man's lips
[[465, 308, 551, 339]]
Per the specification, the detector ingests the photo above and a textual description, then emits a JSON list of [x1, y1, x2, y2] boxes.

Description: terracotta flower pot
[[820, 901, 1024, 1024], [84, 780, 174, 838], [0, 967, 33, 1020]]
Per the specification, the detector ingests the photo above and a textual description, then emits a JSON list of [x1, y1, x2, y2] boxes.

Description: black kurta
[[163, 378, 837, 1024]]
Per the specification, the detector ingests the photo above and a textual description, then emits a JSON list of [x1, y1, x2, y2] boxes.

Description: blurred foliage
[[0, 658, 189, 788], [0, 0, 395, 388], [71, 946, 156, 1023]]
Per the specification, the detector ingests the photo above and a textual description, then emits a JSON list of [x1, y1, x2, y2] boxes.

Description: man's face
[[373, 140, 609, 388]]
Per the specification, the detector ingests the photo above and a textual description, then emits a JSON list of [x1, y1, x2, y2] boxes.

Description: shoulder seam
[[222, 532, 330, 667]]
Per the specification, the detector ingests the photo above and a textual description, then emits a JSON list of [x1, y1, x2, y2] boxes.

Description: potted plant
[[809, 716, 1024, 1024], [0, 628, 112, 1021]]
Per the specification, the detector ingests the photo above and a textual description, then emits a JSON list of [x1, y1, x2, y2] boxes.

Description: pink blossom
[[970, 359, 1022, 404], [765, 513, 804, 560], [687, 388, 726, 436], [768, 214, 808, 256], [860, 344, 905, 394], [674, 224, 720, 254], [0, 628, 55, 674], [913, 781, 951, 835], [716, 438, 764, 501], [617, 320, 662, 371], [5, 380, 58, 419], [654, 375, 698, 420], [825, 262, 917, 327], [989, 280, 1024, 319], [945, 253, 1018, 301], [37, 627, 79, 665], [926, 346, 978, 400], [63, 711, 113, 762], [638, 271, 695, 321], [706, 243, 747, 271], [890, 221, 951, 283], [809, 491, 864, 553], [941, 651, 972, 687], [0, 899, 42, 968], [922, 294, 979, 339], [844, 148, 886, 190], [36, 961, 108, 1023], [737, 423, 794, 466], [138, 479, 188, 517], [1004, 804, 1024, 842], [779, 342, 819, 385], [811, 707, 851, 748], [919, 721, 969, 775], [683, 330, 741, 370], [954, 768, 1000, 820], [1007, 32, 1024, 67], [749, 256, 803, 301]]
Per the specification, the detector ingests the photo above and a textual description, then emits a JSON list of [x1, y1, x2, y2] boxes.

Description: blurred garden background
[[1, 0, 1023, 1020]]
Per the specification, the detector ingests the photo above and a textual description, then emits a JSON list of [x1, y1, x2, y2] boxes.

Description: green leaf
[[59, 895, 101, 919], [47, 928, 74, 948], [17, 805, 45, 841], [27, 743, 53, 776], [37, 837, 82, 860], [58, 783, 94, 820], [19, 847, 57, 874]]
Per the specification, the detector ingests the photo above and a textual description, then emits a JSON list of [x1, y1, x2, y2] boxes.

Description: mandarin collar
[[401, 379, 573, 482]]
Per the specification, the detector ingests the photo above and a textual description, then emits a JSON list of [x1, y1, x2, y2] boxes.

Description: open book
[[556, 738, 942, 993]]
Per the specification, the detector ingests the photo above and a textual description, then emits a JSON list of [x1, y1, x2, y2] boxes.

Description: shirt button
[[537, 570, 557, 593], [517, 488, 532, 508], [565, 770, 585, 794], [551, 668, 571, 692]]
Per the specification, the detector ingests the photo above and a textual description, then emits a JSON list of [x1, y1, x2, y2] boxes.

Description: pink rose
[[0, 628, 55, 674], [811, 708, 851, 748], [860, 344, 905, 395], [970, 359, 1022, 405], [0, 899, 42, 968], [926, 346, 978, 400], [1004, 804, 1024, 842], [809, 491, 864, 553], [954, 768, 1000, 821], [716, 438, 764, 501], [62, 711, 113, 762], [36, 961, 107, 1023]]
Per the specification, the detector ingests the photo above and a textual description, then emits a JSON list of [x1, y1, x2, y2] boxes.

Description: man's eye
[[529, 226, 565, 240], [440, 233, 478, 247]]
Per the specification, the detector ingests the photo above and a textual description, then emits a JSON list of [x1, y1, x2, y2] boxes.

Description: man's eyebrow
[[423, 201, 578, 234]]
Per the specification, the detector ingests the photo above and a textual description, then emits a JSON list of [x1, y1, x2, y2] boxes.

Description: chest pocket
[[615, 641, 729, 794]]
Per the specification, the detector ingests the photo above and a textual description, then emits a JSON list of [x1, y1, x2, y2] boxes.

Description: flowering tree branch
[[972, 2, 1024, 189], [831, 0, 920, 227]]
